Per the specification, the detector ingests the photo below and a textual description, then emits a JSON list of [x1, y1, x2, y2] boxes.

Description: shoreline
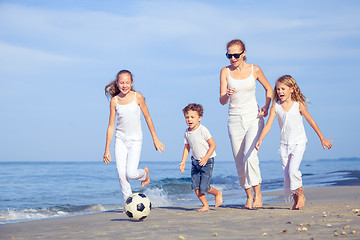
[[1, 186, 359, 240]]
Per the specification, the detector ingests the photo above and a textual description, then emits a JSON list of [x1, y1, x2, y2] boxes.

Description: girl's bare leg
[[252, 183, 262, 208], [295, 186, 306, 209], [141, 167, 150, 187], [291, 193, 298, 210]]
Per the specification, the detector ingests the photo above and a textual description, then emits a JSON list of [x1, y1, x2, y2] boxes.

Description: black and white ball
[[124, 193, 152, 220]]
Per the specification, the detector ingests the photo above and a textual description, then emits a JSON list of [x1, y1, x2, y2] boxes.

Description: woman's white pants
[[228, 114, 264, 189], [279, 143, 306, 196], [115, 138, 146, 202]]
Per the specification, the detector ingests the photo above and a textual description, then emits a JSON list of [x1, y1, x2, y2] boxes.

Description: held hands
[[258, 106, 269, 117], [153, 138, 165, 153], [321, 139, 333, 150]]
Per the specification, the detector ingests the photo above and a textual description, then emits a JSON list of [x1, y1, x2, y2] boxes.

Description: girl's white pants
[[279, 143, 306, 196], [115, 138, 146, 202], [228, 114, 264, 189]]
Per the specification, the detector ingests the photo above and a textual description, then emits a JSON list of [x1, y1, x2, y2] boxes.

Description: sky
[[0, 0, 359, 163]]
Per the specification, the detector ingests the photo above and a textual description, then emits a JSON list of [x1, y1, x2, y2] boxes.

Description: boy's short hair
[[183, 103, 203, 116]]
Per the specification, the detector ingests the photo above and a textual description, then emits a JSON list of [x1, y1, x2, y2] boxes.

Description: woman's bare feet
[[243, 196, 253, 209], [253, 195, 263, 209], [141, 167, 150, 187], [215, 190, 223, 207]]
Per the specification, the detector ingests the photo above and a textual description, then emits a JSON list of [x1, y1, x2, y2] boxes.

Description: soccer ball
[[124, 193, 152, 220]]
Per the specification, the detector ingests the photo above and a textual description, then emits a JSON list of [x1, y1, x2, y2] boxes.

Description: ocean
[[1, 158, 359, 224]]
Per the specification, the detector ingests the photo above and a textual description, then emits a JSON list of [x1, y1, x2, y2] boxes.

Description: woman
[[220, 39, 272, 209]]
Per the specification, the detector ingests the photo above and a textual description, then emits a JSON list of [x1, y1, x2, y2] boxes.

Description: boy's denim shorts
[[191, 156, 214, 194]]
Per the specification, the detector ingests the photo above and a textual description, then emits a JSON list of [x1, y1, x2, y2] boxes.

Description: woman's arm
[[137, 92, 165, 152], [254, 65, 273, 117], [103, 97, 117, 164], [220, 67, 234, 105]]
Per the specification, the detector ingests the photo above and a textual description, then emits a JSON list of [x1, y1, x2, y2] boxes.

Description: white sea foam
[[143, 187, 171, 207], [0, 204, 114, 225]]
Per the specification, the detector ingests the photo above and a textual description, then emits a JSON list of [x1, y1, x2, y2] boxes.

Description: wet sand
[[1, 186, 359, 240]]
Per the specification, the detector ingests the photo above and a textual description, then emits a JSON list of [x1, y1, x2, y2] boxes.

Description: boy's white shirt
[[184, 124, 216, 160]]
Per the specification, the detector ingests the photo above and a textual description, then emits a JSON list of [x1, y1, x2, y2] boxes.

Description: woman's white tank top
[[115, 92, 143, 141], [227, 65, 259, 117], [275, 101, 307, 145]]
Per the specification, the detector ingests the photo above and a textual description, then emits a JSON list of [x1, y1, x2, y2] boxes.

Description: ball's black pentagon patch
[[137, 203, 145, 212], [138, 193, 146, 198], [139, 215, 147, 220], [126, 211, 133, 218], [126, 197, 133, 205]]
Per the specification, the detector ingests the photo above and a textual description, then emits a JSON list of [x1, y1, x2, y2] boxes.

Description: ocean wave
[[0, 204, 116, 225]]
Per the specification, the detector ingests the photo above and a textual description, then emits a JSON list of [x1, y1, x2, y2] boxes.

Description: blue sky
[[0, 0, 359, 163]]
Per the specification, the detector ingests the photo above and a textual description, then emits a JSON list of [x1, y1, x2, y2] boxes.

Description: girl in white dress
[[256, 75, 333, 210]]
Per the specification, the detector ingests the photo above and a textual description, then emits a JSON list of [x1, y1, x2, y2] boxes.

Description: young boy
[[179, 103, 223, 212]]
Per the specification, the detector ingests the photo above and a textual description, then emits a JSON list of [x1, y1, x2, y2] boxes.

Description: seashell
[[343, 225, 350, 229], [178, 235, 185, 240], [333, 232, 339, 236], [262, 233, 268, 236], [353, 209, 360, 213], [341, 231, 348, 236], [282, 229, 287, 233], [352, 230, 356, 234], [212, 232, 218, 237]]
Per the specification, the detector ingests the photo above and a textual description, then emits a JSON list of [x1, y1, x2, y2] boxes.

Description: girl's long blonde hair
[[273, 75, 309, 105], [105, 70, 134, 99]]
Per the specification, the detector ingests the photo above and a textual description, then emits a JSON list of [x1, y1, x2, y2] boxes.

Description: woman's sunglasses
[[226, 50, 244, 59]]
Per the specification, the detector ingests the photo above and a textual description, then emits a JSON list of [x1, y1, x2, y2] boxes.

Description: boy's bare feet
[[253, 195, 263, 209], [141, 167, 150, 187], [243, 197, 253, 209], [197, 206, 210, 212], [215, 190, 223, 207]]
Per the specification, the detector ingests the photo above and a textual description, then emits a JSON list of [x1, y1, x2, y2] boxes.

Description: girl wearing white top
[[220, 39, 273, 209], [103, 70, 165, 202], [256, 75, 333, 210]]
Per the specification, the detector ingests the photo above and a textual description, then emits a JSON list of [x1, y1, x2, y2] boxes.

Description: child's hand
[[199, 157, 208, 166], [255, 140, 262, 151], [103, 152, 111, 164], [227, 88, 236, 97], [179, 162, 186, 173], [321, 139, 333, 150], [154, 139, 165, 153]]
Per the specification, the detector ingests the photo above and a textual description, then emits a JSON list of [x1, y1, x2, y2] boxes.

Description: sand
[[1, 186, 359, 240]]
